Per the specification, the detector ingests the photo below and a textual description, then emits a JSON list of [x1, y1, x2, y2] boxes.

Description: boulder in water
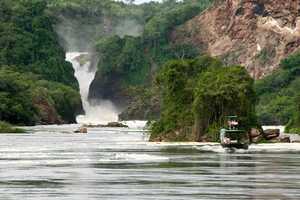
[[249, 128, 264, 143], [269, 135, 291, 143], [263, 129, 280, 140], [250, 128, 262, 138], [252, 135, 264, 143], [279, 136, 291, 143], [82, 122, 128, 128], [74, 127, 88, 133], [106, 122, 129, 128]]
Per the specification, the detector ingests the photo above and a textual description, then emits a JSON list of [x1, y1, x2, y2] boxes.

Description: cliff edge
[[173, 0, 300, 78]]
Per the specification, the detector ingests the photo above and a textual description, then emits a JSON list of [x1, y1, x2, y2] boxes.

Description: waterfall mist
[[66, 52, 119, 124]]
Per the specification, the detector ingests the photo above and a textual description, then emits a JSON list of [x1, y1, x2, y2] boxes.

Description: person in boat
[[220, 116, 249, 149], [228, 119, 239, 130]]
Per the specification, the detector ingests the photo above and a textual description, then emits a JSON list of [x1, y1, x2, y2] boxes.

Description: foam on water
[[194, 143, 300, 153], [115, 153, 169, 162], [121, 121, 148, 129], [2, 125, 300, 199], [248, 143, 300, 153]]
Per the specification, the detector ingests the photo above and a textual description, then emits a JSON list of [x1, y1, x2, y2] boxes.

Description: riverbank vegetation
[[0, 0, 82, 125], [0, 121, 25, 133], [150, 56, 257, 142], [0, 68, 82, 125], [256, 52, 300, 133]]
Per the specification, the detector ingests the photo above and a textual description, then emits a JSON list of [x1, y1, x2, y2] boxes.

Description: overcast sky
[[119, 0, 163, 4], [133, 0, 162, 4]]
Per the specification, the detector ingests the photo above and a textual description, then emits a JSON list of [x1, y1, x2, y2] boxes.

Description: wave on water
[[114, 153, 169, 163], [194, 143, 300, 153], [248, 143, 300, 153], [121, 121, 148, 129]]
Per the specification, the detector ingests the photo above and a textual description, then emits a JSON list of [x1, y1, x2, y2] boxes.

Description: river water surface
[[0, 125, 300, 200]]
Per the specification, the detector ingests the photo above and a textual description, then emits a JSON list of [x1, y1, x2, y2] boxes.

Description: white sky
[[118, 0, 163, 4], [133, 0, 162, 4]]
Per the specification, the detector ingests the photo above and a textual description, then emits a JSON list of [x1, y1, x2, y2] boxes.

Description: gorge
[[1, 1, 300, 199]]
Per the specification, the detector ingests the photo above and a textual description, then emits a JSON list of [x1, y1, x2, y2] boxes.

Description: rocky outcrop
[[105, 122, 129, 128], [119, 93, 160, 121], [250, 128, 264, 143], [33, 96, 63, 125], [263, 129, 280, 140], [172, 0, 300, 79], [250, 128, 291, 143], [83, 122, 129, 128]]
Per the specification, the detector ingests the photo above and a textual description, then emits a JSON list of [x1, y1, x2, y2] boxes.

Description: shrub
[[0, 121, 25, 133]]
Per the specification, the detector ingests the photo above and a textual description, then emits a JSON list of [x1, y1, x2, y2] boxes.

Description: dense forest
[[89, 0, 208, 107], [256, 53, 300, 133], [0, 0, 82, 126], [150, 56, 257, 142]]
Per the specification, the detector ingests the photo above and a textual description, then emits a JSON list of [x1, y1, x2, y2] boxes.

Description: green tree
[[151, 56, 257, 142], [193, 66, 257, 141]]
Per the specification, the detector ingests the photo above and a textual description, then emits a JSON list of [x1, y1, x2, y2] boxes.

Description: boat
[[220, 116, 249, 150]]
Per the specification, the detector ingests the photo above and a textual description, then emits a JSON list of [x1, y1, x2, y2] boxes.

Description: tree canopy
[[0, 0, 82, 125], [150, 56, 257, 142]]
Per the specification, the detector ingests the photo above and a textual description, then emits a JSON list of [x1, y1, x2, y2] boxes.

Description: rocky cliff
[[173, 0, 300, 78]]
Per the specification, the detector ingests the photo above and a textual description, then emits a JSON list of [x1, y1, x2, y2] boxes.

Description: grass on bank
[[0, 121, 26, 133]]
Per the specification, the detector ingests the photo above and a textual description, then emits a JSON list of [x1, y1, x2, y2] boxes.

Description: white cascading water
[[66, 52, 119, 124]]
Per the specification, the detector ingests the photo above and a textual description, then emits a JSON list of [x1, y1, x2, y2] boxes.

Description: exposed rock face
[[173, 0, 300, 78], [249, 128, 292, 143], [263, 129, 280, 139], [250, 128, 264, 143], [33, 96, 63, 125]]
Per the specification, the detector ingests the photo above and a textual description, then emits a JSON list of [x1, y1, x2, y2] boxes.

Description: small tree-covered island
[[150, 56, 257, 142]]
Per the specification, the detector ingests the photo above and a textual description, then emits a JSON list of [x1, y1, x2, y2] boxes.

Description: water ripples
[[0, 125, 299, 199]]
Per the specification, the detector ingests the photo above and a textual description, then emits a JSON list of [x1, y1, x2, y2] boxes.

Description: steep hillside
[[173, 0, 300, 79], [255, 52, 300, 126], [0, 0, 82, 125], [88, 0, 213, 108]]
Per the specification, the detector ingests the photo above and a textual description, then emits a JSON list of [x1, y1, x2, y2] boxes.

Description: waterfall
[[66, 52, 119, 124]]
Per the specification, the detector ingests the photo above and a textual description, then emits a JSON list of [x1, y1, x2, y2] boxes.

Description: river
[[0, 124, 300, 200]]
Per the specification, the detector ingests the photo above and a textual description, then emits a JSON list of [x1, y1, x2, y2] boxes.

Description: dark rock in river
[[105, 122, 129, 128], [279, 136, 291, 143], [269, 135, 291, 143], [252, 135, 264, 143], [249, 128, 264, 143], [263, 129, 280, 140], [84, 122, 129, 128], [250, 128, 262, 138]]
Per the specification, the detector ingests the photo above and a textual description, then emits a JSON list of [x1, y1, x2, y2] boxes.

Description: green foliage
[[144, 0, 212, 42], [256, 52, 300, 125], [0, 0, 82, 125], [92, 0, 213, 102], [285, 93, 300, 133], [287, 128, 300, 135], [193, 66, 257, 140], [119, 86, 160, 120], [0, 121, 25, 133], [150, 56, 256, 142], [0, 68, 81, 125], [0, 0, 78, 88]]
